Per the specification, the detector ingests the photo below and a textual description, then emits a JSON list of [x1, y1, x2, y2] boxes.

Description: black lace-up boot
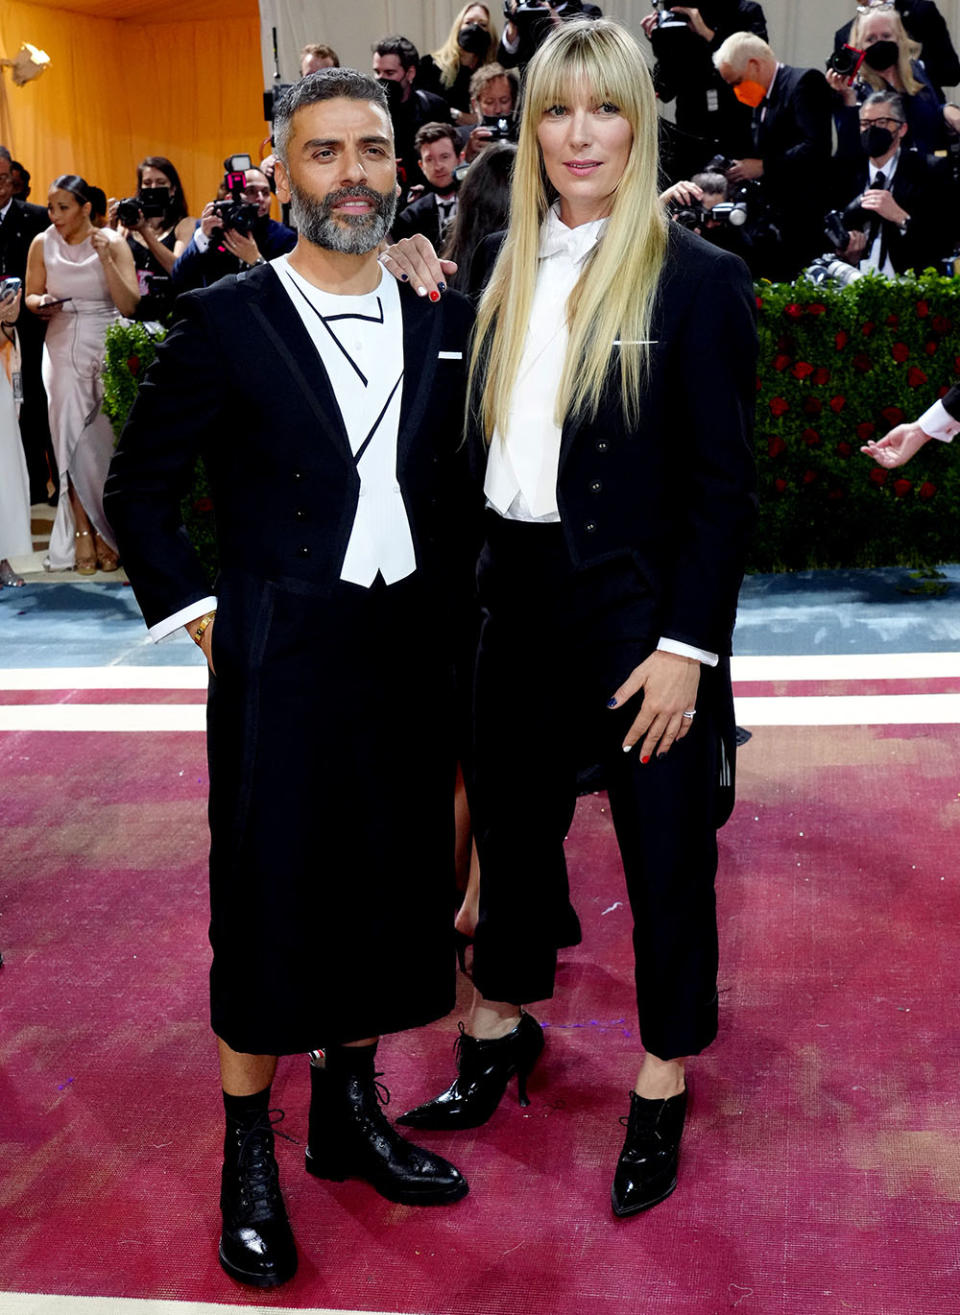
[[219, 1090, 298, 1288], [611, 1087, 687, 1217], [305, 1043, 468, 1205]]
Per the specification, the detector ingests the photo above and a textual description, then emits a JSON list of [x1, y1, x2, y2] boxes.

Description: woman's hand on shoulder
[[90, 227, 115, 259], [609, 650, 701, 762], [380, 234, 458, 300]]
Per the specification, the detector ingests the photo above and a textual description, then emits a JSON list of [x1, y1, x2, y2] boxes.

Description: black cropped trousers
[[469, 513, 724, 1061]]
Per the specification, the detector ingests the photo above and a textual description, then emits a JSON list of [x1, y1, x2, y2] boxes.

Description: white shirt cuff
[[192, 227, 211, 254], [502, 28, 521, 53], [919, 399, 960, 443], [658, 636, 719, 667], [148, 596, 218, 642]]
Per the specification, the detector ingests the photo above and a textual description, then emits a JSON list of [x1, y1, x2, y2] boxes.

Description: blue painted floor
[[2, 566, 960, 668]]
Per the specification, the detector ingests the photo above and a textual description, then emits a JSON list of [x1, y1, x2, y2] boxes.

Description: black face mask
[[458, 24, 491, 57], [861, 123, 897, 157], [863, 40, 900, 71], [375, 76, 404, 112]]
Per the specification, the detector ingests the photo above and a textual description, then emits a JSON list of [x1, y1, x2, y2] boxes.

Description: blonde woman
[[828, 5, 958, 158], [417, 3, 499, 122], [388, 19, 756, 1215]]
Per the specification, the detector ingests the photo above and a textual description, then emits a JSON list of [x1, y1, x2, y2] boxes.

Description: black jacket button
[[295, 508, 307, 521], [589, 480, 602, 493], [595, 439, 608, 452], [297, 545, 311, 557], [584, 520, 597, 533]]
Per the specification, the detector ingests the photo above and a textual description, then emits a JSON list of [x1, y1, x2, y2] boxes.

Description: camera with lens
[[825, 43, 865, 82], [667, 199, 706, 230], [117, 186, 171, 228], [481, 113, 518, 142], [824, 199, 869, 253], [211, 153, 258, 240], [804, 255, 863, 287], [650, 0, 691, 31], [703, 153, 734, 177]]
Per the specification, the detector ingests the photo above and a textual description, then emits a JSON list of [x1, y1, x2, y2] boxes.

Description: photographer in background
[[393, 123, 462, 245], [417, 4, 499, 123], [460, 63, 520, 161], [300, 43, 340, 76], [834, 0, 959, 100], [499, 1, 601, 71], [714, 31, 832, 280], [828, 92, 950, 276], [373, 36, 452, 187], [172, 165, 295, 292], [640, 2, 768, 179], [109, 157, 196, 320]]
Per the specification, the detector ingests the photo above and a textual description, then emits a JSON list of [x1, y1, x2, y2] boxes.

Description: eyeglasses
[[858, 115, 904, 127], [856, 2, 894, 12]]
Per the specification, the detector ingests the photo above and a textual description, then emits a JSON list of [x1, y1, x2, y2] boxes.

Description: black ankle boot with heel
[[219, 1089, 298, 1288], [610, 1087, 687, 1217], [398, 1010, 544, 1131], [304, 1043, 468, 1205]]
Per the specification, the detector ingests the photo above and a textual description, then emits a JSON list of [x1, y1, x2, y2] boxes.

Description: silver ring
[[682, 710, 696, 719]]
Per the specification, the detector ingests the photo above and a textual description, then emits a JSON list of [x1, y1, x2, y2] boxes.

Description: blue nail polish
[[400, 272, 409, 281], [607, 697, 617, 708], [438, 281, 446, 291]]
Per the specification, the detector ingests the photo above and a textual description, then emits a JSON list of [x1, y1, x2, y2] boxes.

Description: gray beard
[[289, 180, 396, 254]]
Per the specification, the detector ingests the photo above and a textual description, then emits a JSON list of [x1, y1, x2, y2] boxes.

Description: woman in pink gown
[[25, 175, 139, 573]]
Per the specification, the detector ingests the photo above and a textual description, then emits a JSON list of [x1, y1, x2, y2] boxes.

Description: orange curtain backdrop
[[0, 0, 270, 221]]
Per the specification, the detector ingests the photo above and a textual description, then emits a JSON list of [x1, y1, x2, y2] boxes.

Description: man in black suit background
[[831, 91, 951, 276], [372, 36, 451, 187], [834, 0, 959, 99], [105, 69, 476, 1290], [392, 122, 461, 247], [0, 146, 53, 502], [713, 31, 833, 280]]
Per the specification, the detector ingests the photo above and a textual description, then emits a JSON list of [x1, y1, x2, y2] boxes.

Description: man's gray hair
[[862, 89, 906, 122], [273, 68, 390, 165]]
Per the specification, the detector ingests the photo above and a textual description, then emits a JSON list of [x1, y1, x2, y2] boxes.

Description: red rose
[[933, 316, 952, 334], [792, 361, 815, 379], [803, 469, 818, 484], [886, 313, 899, 327], [893, 478, 912, 498], [881, 406, 904, 425], [955, 356, 960, 376], [829, 396, 846, 413], [804, 397, 823, 415], [853, 353, 872, 373], [907, 367, 928, 388], [836, 441, 852, 457], [916, 300, 929, 318], [807, 303, 827, 316], [768, 435, 787, 458], [773, 353, 792, 372], [869, 467, 888, 485], [770, 396, 790, 417], [919, 481, 936, 500], [891, 342, 910, 363], [925, 341, 938, 356], [755, 295, 764, 309], [827, 488, 844, 502], [756, 376, 762, 392], [940, 385, 951, 398], [193, 497, 213, 512], [835, 330, 848, 351], [813, 367, 831, 385], [802, 428, 821, 447], [784, 303, 803, 319], [127, 355, 140, 375], [774, 478, 788, 493], [861, 321, 875, 337], [856, 422, 876, 441]]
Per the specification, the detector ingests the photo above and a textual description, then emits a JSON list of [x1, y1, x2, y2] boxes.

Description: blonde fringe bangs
[[469, 19, 667, 443]]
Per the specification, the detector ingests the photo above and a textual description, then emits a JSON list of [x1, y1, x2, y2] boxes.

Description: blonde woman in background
[[389, 18, 757, 1216], [417, 3, 500, 123]]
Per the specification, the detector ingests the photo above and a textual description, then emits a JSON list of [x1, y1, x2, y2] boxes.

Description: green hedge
[[754, 269, 960, 571], [104, 271, 960, 577]]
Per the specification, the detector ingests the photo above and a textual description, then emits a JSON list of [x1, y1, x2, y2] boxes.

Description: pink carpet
[[2, 717, 959, 1313]]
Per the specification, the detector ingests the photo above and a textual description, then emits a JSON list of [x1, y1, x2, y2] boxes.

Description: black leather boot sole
[[398, 1010, 545, 1131], [610, 1088, 687, 1218]]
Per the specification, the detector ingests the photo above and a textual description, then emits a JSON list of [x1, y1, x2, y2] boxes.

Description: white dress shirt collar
[[538, 201, 607, 263]]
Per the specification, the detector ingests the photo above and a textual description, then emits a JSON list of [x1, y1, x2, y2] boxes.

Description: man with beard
[[171, 166, 296, 291], [104, 68, 476, 1290]]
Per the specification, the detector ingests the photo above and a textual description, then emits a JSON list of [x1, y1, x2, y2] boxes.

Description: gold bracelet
[[192, 611, 216, 645]]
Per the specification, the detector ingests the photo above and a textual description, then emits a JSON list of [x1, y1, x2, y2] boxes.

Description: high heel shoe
[[397, 1010, 544, 1131], [74, 530, 96, 575], [94, 532, 119, 572]]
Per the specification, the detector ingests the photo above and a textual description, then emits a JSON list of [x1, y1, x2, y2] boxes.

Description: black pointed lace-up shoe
[[611, 1087, 687, 1217], [219, 1109, 298, 1288], [305, 1049, 468, 1205]]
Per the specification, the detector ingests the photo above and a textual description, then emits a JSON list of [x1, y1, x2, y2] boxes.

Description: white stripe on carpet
[[0, 1295, 408, 1315]]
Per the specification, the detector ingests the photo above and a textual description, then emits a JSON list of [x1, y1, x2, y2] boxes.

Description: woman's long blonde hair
[[851, 9, 922, 96], [468, 18, 667, 443], [432, 3, 499, 88]]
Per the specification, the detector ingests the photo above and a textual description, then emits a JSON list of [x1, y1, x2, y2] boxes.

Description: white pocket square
[[612, 339, 658, 346], [438, 350, 463, 359]]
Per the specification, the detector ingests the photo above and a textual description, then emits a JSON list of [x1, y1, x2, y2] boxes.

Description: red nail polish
[[429, 290, 440, 302], [641, 755, 650, 764]]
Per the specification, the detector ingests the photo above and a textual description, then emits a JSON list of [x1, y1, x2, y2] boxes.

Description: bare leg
[[454, 840, 481, 939], [467, 986, 522, 1040], [69, 479, 97, 573], [217, 1037, 278, 1096], [634, 1052, 686, 1099]]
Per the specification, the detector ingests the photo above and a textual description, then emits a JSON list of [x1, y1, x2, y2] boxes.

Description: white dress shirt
[[920, 398, 960, 442], [859, 151, 900, 278], [484, 202, 717, 667], [148, 259, 414, 642]]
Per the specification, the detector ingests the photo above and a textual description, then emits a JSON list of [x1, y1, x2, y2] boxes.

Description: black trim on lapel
[[396, 282, 444, 467], [235, 263, 354, 468]]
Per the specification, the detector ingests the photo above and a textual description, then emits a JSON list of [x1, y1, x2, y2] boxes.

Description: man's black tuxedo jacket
[[0, 198, 48, 337], [104, 262, 477, 630], [393, 192, 446, 248], [842, 148, 951, 274], [470, 222, 758, 660], [942, 385, 960, 422]]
